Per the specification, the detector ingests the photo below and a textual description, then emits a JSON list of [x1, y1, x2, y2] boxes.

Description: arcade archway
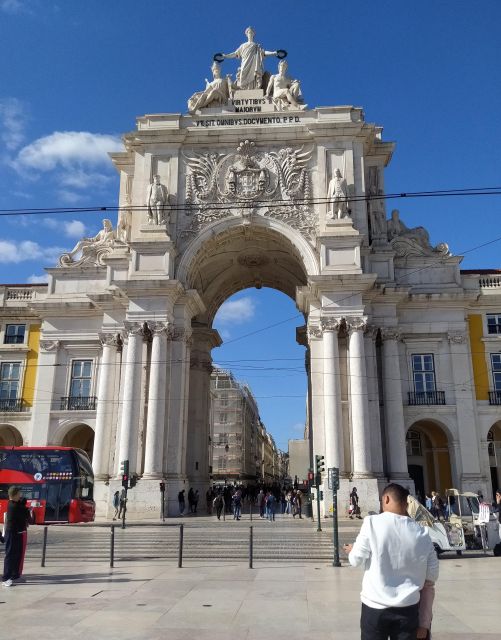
[[0, 425, 23, 446], [406, 420, 453, 497], [61, 424, 95, 461], [487, 421, 501, 495]]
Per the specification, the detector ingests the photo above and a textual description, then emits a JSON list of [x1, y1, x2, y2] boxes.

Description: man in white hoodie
[[344, 483, 439, 640]]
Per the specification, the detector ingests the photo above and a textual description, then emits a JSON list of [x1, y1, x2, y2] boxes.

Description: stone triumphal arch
[[20, 29, 493, 517]]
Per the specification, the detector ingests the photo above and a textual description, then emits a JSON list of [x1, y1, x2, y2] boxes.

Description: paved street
[[1, 517, 499, 639]]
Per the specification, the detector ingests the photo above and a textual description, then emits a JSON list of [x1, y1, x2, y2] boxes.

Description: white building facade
[[0, 33, 500, 516]]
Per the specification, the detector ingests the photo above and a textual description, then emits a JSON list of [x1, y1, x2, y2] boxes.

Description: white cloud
[[215, 297, 257, 324], [14, 131, 123, 172], [0, 98, 27, 150], [0, 0, 24, 14], [0, 239, 65, 264], [27, 273, 49, 284], [63, 220, 86, 238], [59, 169, 113, 190]]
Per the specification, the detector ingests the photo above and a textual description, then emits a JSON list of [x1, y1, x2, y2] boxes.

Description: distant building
[[288, 434, 310, 486], [209, 368, 283, 484]]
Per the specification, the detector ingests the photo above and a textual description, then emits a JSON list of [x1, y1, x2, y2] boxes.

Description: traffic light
[[159, 482, 166, 492], [319, 490, 324, 501], [129, 475, 137, 489], [315, 455, 325, 474], [120, 460, 129, 476], [121, 474, 129, 489]]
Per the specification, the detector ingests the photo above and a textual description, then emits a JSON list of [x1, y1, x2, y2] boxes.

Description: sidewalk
[[0, 552, 499, 639]]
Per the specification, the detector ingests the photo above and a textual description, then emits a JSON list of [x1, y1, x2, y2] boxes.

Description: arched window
[[406, 429, 422, 456]]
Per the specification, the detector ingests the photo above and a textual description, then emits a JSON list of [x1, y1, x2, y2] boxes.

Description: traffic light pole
[[316, 478, 322, 532], [332, 489, 341, 566], [122, 487, 128, 530]]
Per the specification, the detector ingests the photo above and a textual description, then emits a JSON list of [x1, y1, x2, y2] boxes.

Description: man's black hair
[[381, 483, 409, 505]]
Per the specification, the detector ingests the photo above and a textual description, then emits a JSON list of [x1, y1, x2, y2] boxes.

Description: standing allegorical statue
[[327, 168, 349, 219], [146, 175, 169, 225], [187, 62, 232, 113], [220, 27, 278, 90], [266, 60, 306, 110]]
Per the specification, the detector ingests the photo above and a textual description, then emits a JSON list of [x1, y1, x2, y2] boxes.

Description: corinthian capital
[[149, 321, 172, 337], [99, 332, 120, 347], [364, 325, 379, 340], [380, 327, 401, 342], [345, 316, 368, 334], [320, 317, 342, 333], [172, 327, 193, 344], [124, 321, 144, 336], [39, 339, 60, 352], [448, 331, 466, 344], [307, 322, 322, 341]]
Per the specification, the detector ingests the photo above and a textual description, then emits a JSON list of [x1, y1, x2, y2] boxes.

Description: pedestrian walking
[[118, 488, 126, 519], [232, 489, 242, 520], [257, 489, 265, 518], [344, 483, 439, 640], [2, 486, 31, 587], [206, 488, 214, 515], [178, 489, 186, 515], [266, 492, 276, 522], [188, 488, 195, 513], [193, 489, 199, 513], [112, 490, 120, 520], [349, 486, 362, 519], [213, 493, 224, 520]]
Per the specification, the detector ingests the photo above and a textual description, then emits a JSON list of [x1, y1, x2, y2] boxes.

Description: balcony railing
[[408, 390, 446, 406], [489, 390, 501, 406], [0, 398, 24, 412], [60, 396, 97, 411]]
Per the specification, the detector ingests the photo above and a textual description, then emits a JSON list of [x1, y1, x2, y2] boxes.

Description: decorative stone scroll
[[183, 140, 315, 241], [123, 321, 144, 337], [39, 339, 60, 352], [98, 332, 121, 348], [448, 331, 466, 344], [58, 219, 115, 268], [148, 321, 172, 338], [387, 210, 450, 259]]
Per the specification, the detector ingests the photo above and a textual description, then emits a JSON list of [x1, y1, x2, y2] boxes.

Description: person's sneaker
[[2, 579, 13, 587]]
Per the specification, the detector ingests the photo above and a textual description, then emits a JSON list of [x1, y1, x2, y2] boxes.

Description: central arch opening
[[184, 222, 314, 496]]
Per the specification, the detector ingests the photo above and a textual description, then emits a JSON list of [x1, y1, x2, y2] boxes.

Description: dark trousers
[[3, 530, 23, 581], [361, 603, 419, 640]]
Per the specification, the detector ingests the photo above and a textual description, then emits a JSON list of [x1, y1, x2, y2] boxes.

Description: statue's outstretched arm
[[264, 50, 278, 57], [222, 50, 238, 59]]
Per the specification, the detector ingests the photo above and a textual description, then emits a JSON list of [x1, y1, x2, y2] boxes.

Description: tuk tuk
[[407, 495, 466, 556], [445, 489, 500, 552]]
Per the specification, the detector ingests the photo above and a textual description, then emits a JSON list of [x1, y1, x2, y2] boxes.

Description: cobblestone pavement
[[0, 517, 499, 639]]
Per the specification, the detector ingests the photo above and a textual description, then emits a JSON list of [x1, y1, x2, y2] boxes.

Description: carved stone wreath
[[181, 140, 316, 242]]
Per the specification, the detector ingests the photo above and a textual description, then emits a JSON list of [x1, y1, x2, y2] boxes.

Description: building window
[[0, 361, 21, 398], [217, 457, 226, 470], [220, 393, 228, 407], [69, 360, 92, 398], [492, 354, 501, 390], [219, 412, 227, 424], [406, 430, 422, 456], [412, 354, 436, 392], [4, 324, 25, 344], [487, 314, 501, 335]]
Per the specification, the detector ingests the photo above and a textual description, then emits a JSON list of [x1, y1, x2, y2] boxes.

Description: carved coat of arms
[[182, 140, 315, 241]]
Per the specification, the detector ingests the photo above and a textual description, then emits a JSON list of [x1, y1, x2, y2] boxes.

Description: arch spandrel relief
[[181, 140, 315, 243]]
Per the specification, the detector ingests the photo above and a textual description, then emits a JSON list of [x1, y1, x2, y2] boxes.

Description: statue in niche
[[367, 166, 387, 238], [266, 60, 306, 111], [59, 219, 115, 266], [146, 174, 169, 225], [220, 26, 277, 90], [327, 168, 349, 220], [187, 62, 232, 114], [387, 209, 450, 257]]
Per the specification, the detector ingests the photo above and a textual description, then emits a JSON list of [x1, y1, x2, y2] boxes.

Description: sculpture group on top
[[187, 28, 306, 114]]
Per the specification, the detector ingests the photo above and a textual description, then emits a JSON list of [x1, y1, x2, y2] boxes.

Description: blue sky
[[1, 1, 500, 449]]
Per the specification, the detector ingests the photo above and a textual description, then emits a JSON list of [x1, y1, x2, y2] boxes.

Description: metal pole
[[110, 524, 115, 568], [332, 491, 341, 567], [250, 499, 253, 521], [160, 489, 165, 522], [178, 523, 184, 568], [41, 525, 48, 567], [316, 484, 322, 532], [249, 525, 253, 569], [122, 487, 128, 530]]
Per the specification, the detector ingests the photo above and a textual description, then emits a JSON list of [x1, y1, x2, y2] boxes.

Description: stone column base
[[320, 478, 383, 517]]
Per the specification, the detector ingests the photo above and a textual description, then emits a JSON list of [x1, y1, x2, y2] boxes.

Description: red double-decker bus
[[0, 447, 95, 524]]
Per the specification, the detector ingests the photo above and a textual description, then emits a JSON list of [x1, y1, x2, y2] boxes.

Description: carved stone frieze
[[237, 252, 270, 268], [307, 323, 322, 341], [39, 340, 60, 352], [182, 140, 314, 242], [123, 321, 144, 336]]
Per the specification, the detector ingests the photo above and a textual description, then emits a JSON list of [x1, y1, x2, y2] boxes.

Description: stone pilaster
[[347, 317, 372, 477]]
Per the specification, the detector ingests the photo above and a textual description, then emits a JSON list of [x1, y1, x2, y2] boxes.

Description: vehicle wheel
[[433, 544, 442, 558], [456, 550, 462, 557]]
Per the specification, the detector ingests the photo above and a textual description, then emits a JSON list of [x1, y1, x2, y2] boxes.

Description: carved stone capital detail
[[320, 317, 342, 333], [448, 331, 466, 345], [172, 327, 193, 344], [307, 323, 322, 341], [364, 325, 379, 340], [99, 332, 120, 348], [345, 317, 368, 334], [123, 321, 144, 337], [39, 339, 60, 352], [149, 321, 172, 338], [380, 327, 401, 342]]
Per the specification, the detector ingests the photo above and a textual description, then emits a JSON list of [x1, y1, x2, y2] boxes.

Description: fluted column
[[321, 318, 344, 472], [117, 322, 144, 474], [143, 322, 170, 478], [347, 317, 372, 477], [381, 327, 408, 479], [92, 332, 119, 478]]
